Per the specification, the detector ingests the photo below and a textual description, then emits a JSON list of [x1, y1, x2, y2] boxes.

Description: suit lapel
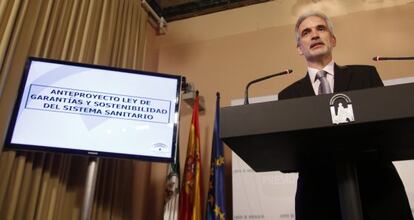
[[334, 64, 351, 92], [298, 74, 316, 96]]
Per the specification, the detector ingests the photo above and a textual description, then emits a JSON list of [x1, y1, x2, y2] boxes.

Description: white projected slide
[[6, 58, 181, 162], [232, 77, 414, 219]]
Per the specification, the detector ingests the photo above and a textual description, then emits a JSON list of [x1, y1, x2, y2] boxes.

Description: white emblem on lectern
[[329, 94, 355, 124]]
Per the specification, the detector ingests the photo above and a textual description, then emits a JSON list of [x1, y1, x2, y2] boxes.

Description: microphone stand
[[373, 56, 414, 61], [244, 70, 292, 105]]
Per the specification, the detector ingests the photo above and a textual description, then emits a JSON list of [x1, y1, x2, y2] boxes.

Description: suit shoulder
[[341, 64, 377, 72], [339, 64, 379, 78], [278, 77, 307, 100], [280, 79, 303, 92], [339, 64, 383, 87]]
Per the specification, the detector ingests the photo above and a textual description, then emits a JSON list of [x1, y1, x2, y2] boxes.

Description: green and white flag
[[163, 138, 180, 220]]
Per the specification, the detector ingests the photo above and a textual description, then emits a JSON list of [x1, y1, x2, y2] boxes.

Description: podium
[[220, 83, 414, 220]]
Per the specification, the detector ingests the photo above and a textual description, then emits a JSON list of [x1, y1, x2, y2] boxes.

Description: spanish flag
[[179, 92, 203, 220]]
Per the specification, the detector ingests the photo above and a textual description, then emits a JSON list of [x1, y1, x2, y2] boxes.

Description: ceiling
[[156, 0, 414, 47], [146, 0, 273, 21]]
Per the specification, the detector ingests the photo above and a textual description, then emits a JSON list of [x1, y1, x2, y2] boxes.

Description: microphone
[[373, 56, 414, 61], [244, 69, 293, 105]]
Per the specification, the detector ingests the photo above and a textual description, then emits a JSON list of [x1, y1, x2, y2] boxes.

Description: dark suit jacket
[[278, 64, 413, 220]]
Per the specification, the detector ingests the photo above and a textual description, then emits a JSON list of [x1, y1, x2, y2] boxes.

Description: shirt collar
[[308, 60, 335, 82]]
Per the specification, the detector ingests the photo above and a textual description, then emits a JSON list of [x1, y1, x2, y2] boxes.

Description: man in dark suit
[[278, 11, 413, 220]]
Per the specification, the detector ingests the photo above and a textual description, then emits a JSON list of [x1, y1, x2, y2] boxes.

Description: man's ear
[[332, 35, 337, 47], [297, 45, 304, 56]]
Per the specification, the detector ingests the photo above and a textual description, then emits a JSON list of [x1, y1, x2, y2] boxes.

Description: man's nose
[[309, 29, 320, 39], [311, 34, 320, 40]]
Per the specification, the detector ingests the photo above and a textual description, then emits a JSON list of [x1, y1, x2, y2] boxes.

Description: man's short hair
[[295, 11, 335, 45]]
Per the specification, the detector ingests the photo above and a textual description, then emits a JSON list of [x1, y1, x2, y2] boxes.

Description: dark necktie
[[316, 70, 332, 94]]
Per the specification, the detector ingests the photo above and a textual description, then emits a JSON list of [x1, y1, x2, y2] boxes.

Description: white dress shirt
[[307, 60, 335, 95]]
